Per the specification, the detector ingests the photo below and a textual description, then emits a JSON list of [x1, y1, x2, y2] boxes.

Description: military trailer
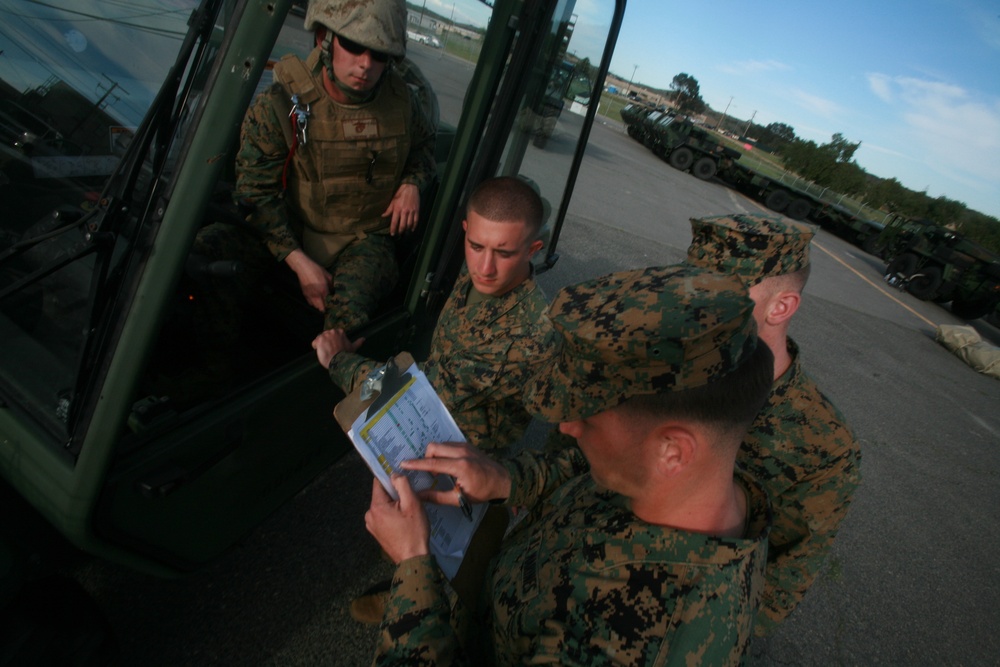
[[0, 0, 624, 657], [881, 219, 1000, 320], [810, 202, 886, 255], [716, 160, 819, 221]]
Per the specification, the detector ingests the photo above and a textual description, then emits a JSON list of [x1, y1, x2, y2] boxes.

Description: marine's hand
[[285, 249, 333, 311], [402, 442, 511, 506], [382, 183, 420, 236], [311, 329, 364, 368], [365, 476, 430, 564]]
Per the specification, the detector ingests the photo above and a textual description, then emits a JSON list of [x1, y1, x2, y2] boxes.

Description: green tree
[[751, 122, 796, 152], [958, 211, 1000, 254], [779, 133, 863, 189], [828, 161, 867, 198], [669, 72, 706, 115], [767, 122, 796, 144]]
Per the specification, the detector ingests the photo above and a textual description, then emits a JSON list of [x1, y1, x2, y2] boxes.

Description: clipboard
[[330, 351, 487, 580], [333, 351, 416, 432]]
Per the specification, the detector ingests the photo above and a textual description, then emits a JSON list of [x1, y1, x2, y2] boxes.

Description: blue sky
[[607, 0, 1000, 219]]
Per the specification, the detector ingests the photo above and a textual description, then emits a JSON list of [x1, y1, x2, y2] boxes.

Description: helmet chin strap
[[319, 31, 384, 104]]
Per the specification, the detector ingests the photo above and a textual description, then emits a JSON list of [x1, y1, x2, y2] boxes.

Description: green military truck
[[0, 0, 624, 657], [881, 218, 1000, 319], [644, 115, 742, 180], [620, 101, 656, 140], [619, 108, 740, 181]]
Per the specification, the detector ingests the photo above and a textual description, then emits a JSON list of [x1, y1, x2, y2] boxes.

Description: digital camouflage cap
[[523, 265, 759, 422], [686, 213, 814, 286]]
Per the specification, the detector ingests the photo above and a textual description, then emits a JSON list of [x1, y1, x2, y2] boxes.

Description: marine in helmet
[[234, 0, 437, 332]]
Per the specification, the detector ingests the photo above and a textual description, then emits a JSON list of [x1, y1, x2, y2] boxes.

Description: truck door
[[0, 0, 624, 575]]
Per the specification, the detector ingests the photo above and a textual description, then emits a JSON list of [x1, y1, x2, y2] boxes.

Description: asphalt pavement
[[76, 116, 1000, 666]]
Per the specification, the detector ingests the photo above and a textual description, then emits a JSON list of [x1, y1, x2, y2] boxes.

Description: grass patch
[[442, 36, 482, 63]]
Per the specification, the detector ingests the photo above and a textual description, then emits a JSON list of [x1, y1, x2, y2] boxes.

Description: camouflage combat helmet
[[304, 0, 407, 58], [686, 213, 814, 286], [523, 265, 759, 422]]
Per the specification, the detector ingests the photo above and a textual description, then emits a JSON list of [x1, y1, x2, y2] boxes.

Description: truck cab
[[0, 0, 625, 647], [881, 218, 1000, 318]]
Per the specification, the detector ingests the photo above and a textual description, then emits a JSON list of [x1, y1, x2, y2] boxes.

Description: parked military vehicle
[[619, 108, 739, 181], [0, 0, 624, 657], [644, 115, 742, 180], [525, 13, 594, 149], [620, 101, 653, 128], [881, 218, 1000, 319], [716, 160, 820, 221]]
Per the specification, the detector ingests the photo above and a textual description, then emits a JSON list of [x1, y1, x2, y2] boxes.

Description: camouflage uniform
[[374, 266, 773, 666], [329, 266, 556, 453], [235, 45, 435, 331], [686, 213, 862, 634]]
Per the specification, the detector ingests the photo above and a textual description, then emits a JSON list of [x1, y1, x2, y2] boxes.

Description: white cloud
[[787, 88, 844, 120], [867, 73, 893, 103], [862, 73, 1000, 213], [718, 59, 792, 76]]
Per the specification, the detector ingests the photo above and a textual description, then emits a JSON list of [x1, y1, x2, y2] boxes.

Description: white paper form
[[348, 363, 486, 579]]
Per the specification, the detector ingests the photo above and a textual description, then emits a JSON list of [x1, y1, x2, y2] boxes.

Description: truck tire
[[906, 265, 943, 300], [668, 147, 694, 171], [692, 156, 717, 180], [786, 198, 811, 220], [886, 253, 918, 279], [951, 297, 997, 320], [764, 189, 790, 212], [862, 233, 884, 257]]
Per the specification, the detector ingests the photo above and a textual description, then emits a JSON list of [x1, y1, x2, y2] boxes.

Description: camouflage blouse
[[329, 267, 556, 454], [739, 337, 862, 634], [374, 447, 771, 666]]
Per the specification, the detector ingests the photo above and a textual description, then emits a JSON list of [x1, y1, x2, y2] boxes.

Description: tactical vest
[[273, 49, 412, 260]]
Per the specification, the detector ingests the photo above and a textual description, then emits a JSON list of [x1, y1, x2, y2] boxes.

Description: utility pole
[[442, 3, 455, 51], [719, 96, 733, 131], [742, 110, 757, 138], [626, 64, 638, 97]]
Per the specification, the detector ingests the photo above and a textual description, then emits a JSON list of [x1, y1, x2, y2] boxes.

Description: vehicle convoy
[[619, 109, 900, 254], [620, 106, 740, 181], [880, 218, 1000, 319], [0, 0, 623, 657]]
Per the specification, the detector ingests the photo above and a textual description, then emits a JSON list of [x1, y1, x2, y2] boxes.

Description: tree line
[[648, 72, 1000, 253]]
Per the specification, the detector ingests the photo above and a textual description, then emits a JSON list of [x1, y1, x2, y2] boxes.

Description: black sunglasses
[[335, 35, 390, 63]]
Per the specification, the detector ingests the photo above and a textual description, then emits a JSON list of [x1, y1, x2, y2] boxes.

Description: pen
[[453, 478, 473, 522]]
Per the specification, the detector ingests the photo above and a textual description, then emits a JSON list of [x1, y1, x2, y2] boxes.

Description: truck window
[[0, 0, 208, 444], [138, 0, 621, 413]]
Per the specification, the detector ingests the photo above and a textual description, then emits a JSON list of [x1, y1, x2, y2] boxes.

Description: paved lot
[[76, 116, 1000, 666]]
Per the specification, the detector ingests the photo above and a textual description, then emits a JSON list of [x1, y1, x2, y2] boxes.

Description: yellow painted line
[[812, 240, 939, 329]]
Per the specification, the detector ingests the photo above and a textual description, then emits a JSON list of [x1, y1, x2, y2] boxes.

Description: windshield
[[0, 0, 208, 440], [0, 0, 621, 450]]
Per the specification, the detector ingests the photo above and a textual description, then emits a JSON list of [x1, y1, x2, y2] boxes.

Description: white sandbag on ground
[[935, 324, 1000, 379]]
